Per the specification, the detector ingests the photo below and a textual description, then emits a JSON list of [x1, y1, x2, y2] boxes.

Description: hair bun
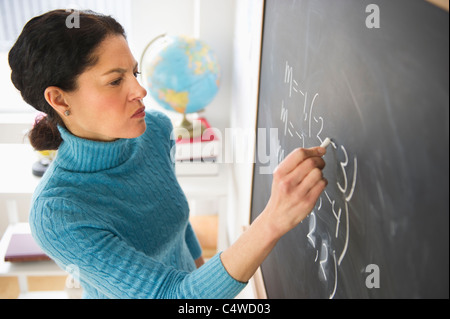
[[29, 115, 63, 151]]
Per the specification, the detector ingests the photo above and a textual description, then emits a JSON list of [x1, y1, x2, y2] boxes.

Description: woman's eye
[[110, 78, 123, 86], [134, 71, 141, 78]]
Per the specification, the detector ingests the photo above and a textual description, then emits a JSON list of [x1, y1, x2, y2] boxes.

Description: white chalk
[[320, 137, 331, 148]]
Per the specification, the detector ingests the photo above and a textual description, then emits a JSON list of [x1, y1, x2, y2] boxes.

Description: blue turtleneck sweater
[[29, 110, 246, 299]]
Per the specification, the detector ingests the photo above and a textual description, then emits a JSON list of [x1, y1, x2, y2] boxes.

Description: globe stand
[[174, 114, 206, 139]]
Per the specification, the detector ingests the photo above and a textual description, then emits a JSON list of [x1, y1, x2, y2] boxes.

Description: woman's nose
[[131, 77, 147, 101]]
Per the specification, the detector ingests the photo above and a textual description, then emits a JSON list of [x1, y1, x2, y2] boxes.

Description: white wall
[[228, 0, 264, 243], [0, 52, 32, 113], [227, 0, 265, 299]]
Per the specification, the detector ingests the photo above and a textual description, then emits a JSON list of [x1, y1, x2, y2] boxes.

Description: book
[[174, 117, 221, 162], [4, 233, 50, 262], [175, 161, 219, 176]]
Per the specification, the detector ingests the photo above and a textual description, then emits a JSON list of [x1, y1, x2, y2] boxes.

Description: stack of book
[[174, 118, 220, 176]]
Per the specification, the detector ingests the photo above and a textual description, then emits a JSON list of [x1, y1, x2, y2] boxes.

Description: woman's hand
[[220, 146, 327, 283], [262, 146, 327, 238]]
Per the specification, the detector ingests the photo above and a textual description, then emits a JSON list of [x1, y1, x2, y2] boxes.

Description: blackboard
[[250, 0, 449, 298]]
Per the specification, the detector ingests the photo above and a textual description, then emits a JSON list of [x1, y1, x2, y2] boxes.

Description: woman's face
[[62, 35, 147, 141]]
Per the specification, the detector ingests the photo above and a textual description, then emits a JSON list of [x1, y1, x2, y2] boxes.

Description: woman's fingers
[[289, 156, 326, 186], [297, 167, 325, 199], [273, 147, 326, 195], [306, 177, 328, 203], [274, 147, 325, 177]]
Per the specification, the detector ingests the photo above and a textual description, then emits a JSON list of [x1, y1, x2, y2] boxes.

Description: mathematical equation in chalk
[[280, 61, 358, 299]]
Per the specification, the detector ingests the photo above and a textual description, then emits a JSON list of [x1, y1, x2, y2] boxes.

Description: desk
[[0, 143, 229, 294], [0, 223, 68, 298]]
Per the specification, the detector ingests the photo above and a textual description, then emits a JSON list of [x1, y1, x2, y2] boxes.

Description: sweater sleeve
[[30, 198, 246, 299]]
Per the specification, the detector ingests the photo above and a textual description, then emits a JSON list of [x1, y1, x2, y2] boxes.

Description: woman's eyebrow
[[102, 62, 139, 76]]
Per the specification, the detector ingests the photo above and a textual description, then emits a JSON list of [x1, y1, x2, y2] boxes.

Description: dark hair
[[8, 9, 126, 150]]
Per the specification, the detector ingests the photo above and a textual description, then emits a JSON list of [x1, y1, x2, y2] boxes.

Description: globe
[[140, 35, 221, 136]]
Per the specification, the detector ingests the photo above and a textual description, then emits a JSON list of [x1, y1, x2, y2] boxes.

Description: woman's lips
[[131, 106, 146, 118]]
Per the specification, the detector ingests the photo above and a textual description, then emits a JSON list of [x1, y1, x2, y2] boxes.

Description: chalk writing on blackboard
[[279, 60, 359, 298]]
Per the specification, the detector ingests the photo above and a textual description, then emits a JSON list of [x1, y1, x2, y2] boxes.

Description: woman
[[9, 10, 327, 299]]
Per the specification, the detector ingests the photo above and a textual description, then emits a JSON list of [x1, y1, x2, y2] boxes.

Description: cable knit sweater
[[29, 110, 246, 299]]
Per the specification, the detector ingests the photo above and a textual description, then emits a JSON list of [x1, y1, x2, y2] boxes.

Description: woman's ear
[[44, 86, 70, 117]]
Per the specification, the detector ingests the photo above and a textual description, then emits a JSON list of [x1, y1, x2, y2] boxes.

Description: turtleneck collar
[[55, 125, 135, 173]]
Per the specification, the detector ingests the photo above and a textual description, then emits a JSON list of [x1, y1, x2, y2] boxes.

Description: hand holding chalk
[[220, 145, 328, 283], [263, 146, 327, 236]]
